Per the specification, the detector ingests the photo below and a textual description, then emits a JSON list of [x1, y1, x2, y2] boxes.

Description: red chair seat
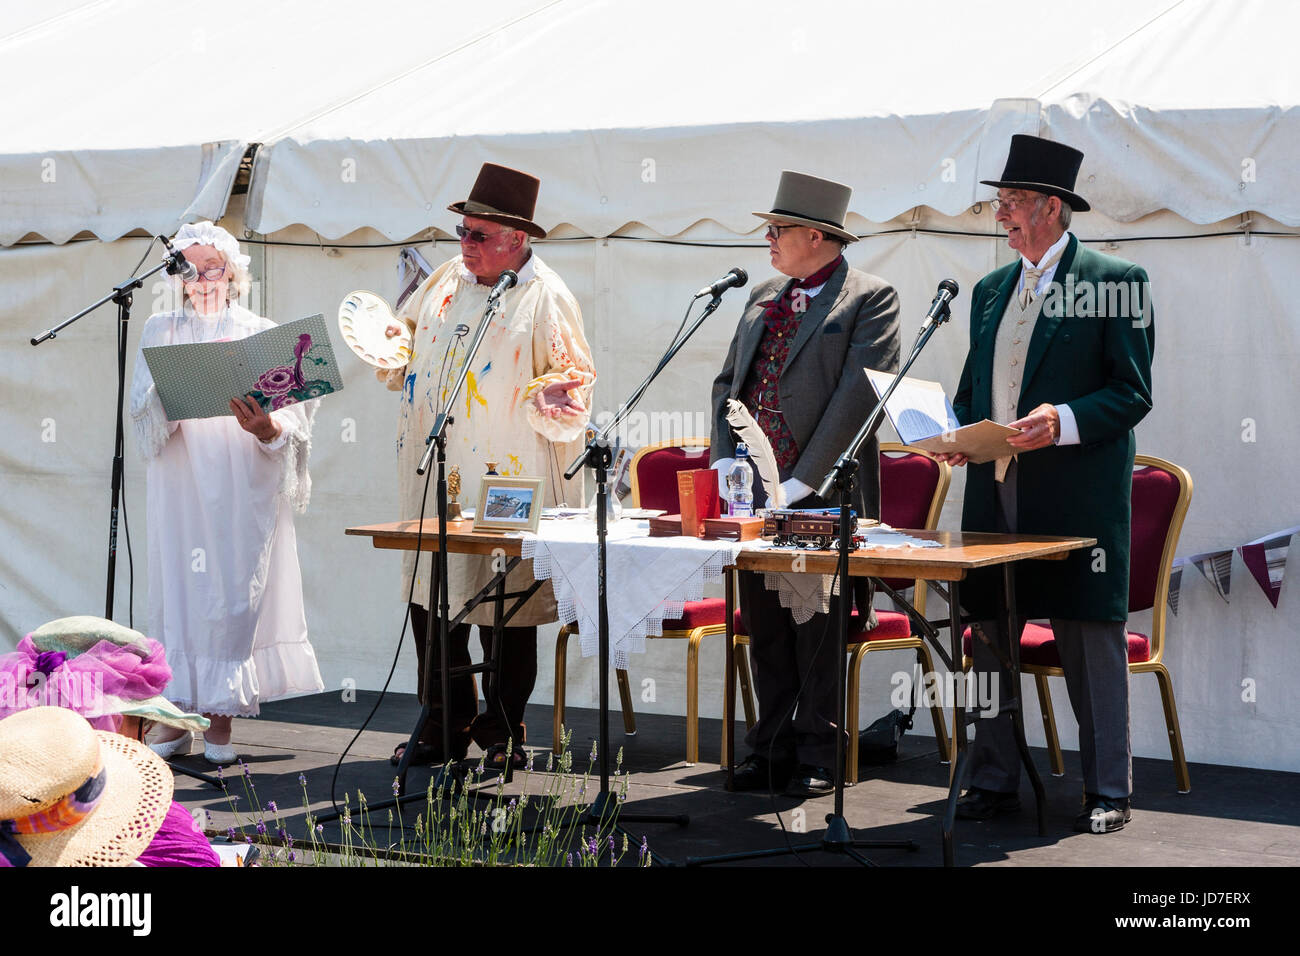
[[961, 623, 1151, 665], [734, 606, 913, 642], [661, 598, 726, 631]]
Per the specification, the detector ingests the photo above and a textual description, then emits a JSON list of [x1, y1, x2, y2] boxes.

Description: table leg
[[942, 579, 966, 867], [725, 571, 736, 790], [1002, 562, 1046, 836]]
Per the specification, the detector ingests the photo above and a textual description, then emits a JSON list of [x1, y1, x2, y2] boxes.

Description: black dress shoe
[[731, 754, 794, 792], [954, 787, 1021, 820], [786, 765, 835, 798], [1074, 794, 1131, 833]]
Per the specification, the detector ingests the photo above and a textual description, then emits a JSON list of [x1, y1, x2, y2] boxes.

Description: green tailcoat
[[953, 234, 1155, 621]]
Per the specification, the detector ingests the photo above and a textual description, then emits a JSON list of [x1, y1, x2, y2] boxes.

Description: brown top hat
[[981, 134, 1091, 212], [447, 163, 547, 239], [753, 170, 858, 244]]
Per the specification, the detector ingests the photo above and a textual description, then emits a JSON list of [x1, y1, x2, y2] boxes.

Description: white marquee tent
[[2, 0, 1297, 773]]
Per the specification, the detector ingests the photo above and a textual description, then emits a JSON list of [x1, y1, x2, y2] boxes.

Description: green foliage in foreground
[[219, 730, 651, 867]]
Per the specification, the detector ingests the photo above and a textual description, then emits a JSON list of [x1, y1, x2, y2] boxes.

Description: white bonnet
[[170, 221, 251, 272]]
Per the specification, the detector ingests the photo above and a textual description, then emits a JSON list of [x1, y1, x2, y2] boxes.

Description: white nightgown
[[129, 303, 324, 716]]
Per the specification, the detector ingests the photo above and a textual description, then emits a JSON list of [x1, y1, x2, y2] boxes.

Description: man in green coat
[[939, 135, 1155, 833]]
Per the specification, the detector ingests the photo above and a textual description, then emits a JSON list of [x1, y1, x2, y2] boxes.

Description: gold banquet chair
[[553, 438, 755, 764], [729, 443, 952, 780], [962, 455, 1194, 792]]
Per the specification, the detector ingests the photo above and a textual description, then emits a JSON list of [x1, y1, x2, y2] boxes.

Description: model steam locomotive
[[761, 508, 874, 550]]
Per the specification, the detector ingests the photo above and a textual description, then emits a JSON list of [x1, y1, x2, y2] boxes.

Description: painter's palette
[[338, 290, 412, 369]]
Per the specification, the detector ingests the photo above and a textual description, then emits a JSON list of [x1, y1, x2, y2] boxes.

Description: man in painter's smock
[[378, 163, 595, 768]]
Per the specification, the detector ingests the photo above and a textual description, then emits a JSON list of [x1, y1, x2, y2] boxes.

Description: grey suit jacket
[[709, 258, 901, 519]]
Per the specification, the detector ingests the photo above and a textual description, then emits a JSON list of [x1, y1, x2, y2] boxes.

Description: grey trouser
[[968, 461, 1132, 799]]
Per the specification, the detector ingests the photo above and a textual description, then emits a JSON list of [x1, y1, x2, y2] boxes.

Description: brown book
[[677, 469, 721, 537], [702, 516, 765, 541], [648, 514, 683, 537]]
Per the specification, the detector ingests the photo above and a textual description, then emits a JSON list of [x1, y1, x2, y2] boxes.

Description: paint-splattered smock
[[380, 252, 595, 625]]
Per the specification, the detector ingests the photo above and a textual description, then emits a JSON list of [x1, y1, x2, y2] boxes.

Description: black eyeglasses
[[765, 224, 803, 240], [456, 225, 513, 244]]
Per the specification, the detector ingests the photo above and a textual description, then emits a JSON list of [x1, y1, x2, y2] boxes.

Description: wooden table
[[348, 520, 1094, 865], [726, 529, 1095, 865]]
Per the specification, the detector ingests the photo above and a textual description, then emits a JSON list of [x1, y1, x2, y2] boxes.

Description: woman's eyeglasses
[[185, 264, 227, 282]]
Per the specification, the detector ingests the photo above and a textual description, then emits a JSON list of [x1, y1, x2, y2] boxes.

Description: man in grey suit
[[710, 171, 901, 795]]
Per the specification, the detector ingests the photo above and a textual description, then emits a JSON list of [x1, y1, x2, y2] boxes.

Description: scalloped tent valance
[[3, 0, 1297, 245]]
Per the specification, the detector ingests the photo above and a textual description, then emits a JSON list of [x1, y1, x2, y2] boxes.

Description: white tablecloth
[[518, 519, 747, 669]]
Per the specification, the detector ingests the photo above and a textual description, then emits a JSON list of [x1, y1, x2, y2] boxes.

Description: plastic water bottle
[[727, 444, 755, 517]]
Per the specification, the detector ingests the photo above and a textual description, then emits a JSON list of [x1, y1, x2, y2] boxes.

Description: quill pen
[[724, 399, 785, 509]]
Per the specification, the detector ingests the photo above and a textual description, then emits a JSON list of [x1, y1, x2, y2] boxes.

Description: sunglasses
[[456, 225, 514, 244]]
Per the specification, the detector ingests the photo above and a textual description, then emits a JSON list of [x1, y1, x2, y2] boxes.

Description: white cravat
[[1016, 230, 1070, 308]]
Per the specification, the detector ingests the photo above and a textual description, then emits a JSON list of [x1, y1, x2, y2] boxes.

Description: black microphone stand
[[550, 291, 734, 865], [31, 244, 226, 791], [690, 290, 955, 867], [31, 245, 193, 621], [314, 280, 527, 829]]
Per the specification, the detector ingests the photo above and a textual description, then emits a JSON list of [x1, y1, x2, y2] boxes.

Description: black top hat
[[981, 134, 1090, 212], [447, 163, 547, 239]]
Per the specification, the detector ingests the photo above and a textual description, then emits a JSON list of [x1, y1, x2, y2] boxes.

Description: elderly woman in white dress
[[128, 221, 323, 764]]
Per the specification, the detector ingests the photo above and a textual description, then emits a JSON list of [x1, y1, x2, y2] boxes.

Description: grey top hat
[[753, 170, 858, 243]]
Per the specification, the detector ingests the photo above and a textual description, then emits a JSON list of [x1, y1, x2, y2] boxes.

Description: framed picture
[[473, 475, 546, 534]]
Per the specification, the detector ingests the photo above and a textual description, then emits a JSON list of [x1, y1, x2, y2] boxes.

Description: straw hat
[[0, 707, 172, 867], [752, 170, 859, 243], [447, 163, 547, 239]]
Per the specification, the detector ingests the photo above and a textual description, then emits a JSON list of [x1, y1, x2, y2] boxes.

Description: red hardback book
[[677, 469, 721, 537]]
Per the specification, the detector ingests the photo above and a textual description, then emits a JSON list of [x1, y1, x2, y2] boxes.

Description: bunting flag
[[1238, 525, 1300, 608], [1166, 560, 1187, 616], [1189, 549, 1234, 604]]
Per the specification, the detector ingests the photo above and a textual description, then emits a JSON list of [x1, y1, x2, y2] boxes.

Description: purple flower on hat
[[32, 651, 67, 678]]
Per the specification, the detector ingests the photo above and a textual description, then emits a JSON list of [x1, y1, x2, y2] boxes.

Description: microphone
[[160, 236, 198, 283], [693, 267, 748, 300], [486, 269, 518, 303], [921, 278, 959, 330]]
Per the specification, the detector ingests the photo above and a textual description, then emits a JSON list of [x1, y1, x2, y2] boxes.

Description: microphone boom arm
[[815, 288, 955, 500], [565, 292, 726, 480], [417, 292, 501, 475]]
